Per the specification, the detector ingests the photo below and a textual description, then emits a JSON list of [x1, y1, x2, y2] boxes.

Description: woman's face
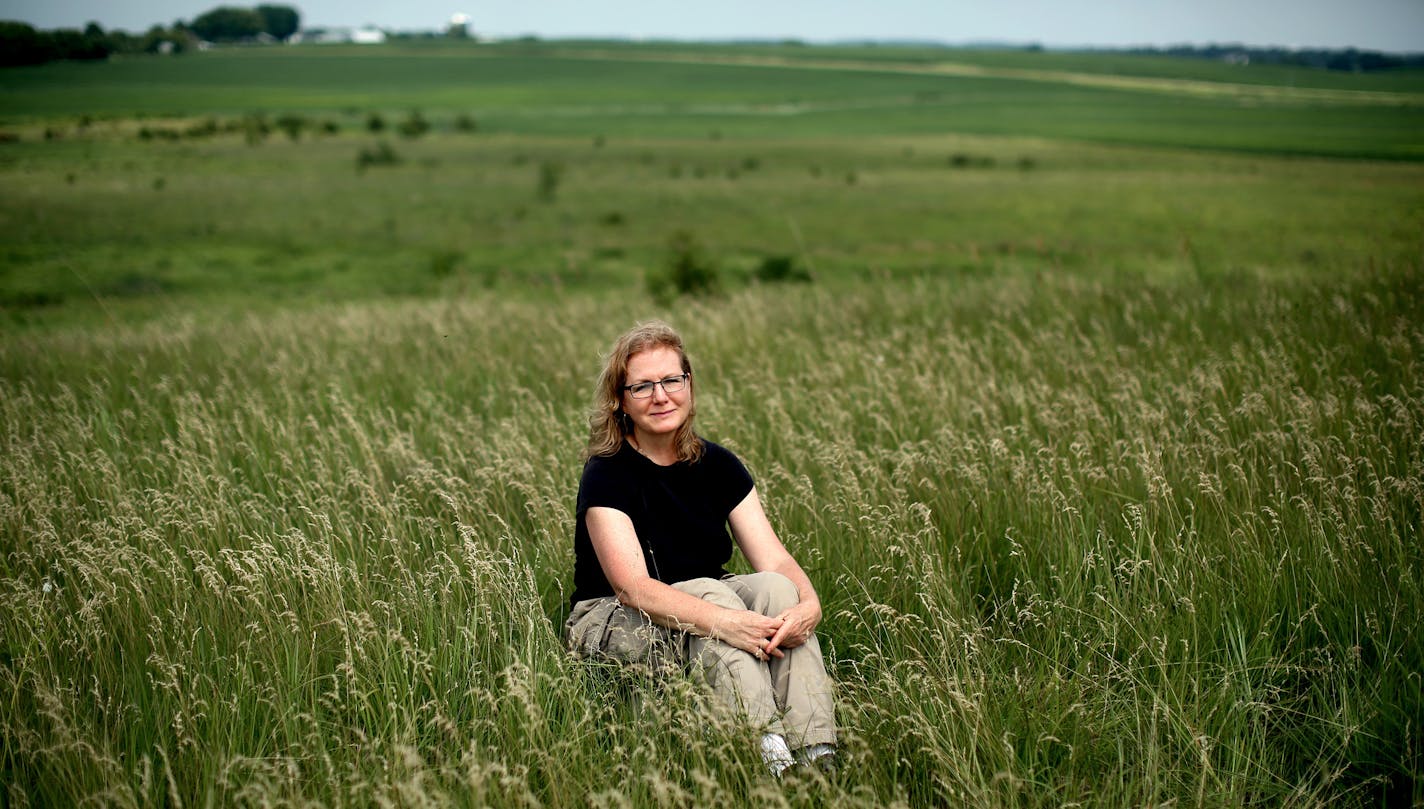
[[622, 346, 691, 439]]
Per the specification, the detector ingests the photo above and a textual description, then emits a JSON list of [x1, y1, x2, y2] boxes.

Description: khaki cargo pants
[[564, 571, 837, 749]]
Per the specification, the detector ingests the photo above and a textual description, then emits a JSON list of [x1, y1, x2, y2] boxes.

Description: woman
[[564, 320, 837, 775]]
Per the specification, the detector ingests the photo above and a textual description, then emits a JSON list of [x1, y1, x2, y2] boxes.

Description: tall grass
[[2, 269, 1420, 806]]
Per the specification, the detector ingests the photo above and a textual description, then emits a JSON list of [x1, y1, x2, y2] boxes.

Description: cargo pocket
[[565, 598, 621, 658]]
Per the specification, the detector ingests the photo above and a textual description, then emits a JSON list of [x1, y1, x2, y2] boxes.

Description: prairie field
[[1, 41, 1422, 807]]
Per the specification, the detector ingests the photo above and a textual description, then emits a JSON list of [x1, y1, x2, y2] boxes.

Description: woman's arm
[[728, 487, 823, 654], [586, 506, 783, 657]]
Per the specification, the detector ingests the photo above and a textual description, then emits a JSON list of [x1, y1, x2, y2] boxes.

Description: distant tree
[[47, 27, 110, 60], [0, 22, 114, 64], [0, 22, 49, 66], [141, 24, 195, 54], [103, 28, 144, 54], [255, 5, 300, 40], [190, 6, 264, 41], [1123, 42, 1423, 72]]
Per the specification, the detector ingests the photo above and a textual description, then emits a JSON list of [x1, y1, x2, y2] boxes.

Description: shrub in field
[[646, 229, 719, 303], [752, 255, 812, 284], [243, 112, 271, 145], [428, 250, 462, 278], [276, 113, 305, 141], [536, 160, 562, 202], [453, 113, 478, 133], [366, 111, 386, 133], [138, 126, 181, 142], [949, 152, 996, 168], [356, 141, 400, 171], [398, 110, 430, 138], [185, 117, 219, 138]]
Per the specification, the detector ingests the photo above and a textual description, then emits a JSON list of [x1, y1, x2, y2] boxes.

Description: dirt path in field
[[552, 48, 1424, 108]]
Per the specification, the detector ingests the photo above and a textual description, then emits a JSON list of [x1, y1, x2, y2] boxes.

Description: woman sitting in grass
[[564, 320, 837, 776]]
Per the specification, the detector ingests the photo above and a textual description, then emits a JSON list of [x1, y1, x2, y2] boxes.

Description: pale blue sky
[[4, 0, 1422, 52]]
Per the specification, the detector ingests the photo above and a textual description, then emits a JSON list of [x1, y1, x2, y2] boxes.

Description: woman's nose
[[651, 383, 670, 402]]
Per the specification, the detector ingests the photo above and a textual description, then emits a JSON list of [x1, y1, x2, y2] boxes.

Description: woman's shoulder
[[697, 438, 740, 464], [577, 443, 639, 511], [582, 442, 634, 476], [695, 438, 752, 478]]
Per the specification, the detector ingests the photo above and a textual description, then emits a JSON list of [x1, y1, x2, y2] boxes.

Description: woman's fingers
[[720, 609, 783, 657], [764, 624, 789, 655], [766, 606, 817, 652], [766, 622, 807, 653]]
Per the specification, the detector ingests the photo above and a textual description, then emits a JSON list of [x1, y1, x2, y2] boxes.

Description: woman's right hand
[[711, 609, 786, 660]]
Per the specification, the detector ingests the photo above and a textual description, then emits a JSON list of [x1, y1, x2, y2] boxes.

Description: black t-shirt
[[570, 439, 755, 607]]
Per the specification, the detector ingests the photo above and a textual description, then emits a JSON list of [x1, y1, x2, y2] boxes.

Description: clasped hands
[[711, 601, 821, 661]]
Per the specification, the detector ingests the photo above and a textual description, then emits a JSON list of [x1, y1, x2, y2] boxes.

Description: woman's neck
[[629, 430, 677, 466]]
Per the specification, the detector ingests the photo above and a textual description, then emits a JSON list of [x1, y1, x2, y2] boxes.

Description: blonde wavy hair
[[585, 320, 703, 463]]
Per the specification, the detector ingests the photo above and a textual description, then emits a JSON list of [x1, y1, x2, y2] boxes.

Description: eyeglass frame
[[622, 372, 691, 399]]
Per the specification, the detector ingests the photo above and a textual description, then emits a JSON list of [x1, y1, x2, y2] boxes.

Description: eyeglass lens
[[628, 375, 686, 398]]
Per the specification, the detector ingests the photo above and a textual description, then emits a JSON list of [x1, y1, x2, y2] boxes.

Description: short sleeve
[[703, 441, 755, 515], [576, 454, 635, 517]]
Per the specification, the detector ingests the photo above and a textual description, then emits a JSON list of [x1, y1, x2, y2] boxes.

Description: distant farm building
[[293, 27, 387, 44]]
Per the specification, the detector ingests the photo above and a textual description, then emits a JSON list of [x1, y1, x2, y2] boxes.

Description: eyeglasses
[[623, 373, 690, 399]]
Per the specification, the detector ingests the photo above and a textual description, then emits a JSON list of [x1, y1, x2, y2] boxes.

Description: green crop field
[[1, 41, 1421, 807]]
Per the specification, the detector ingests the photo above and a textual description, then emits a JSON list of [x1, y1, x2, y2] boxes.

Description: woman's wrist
[[705, 607, 728, 640]]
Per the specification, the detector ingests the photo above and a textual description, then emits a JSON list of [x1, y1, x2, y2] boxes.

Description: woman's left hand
[[764, 600, 821, 655]]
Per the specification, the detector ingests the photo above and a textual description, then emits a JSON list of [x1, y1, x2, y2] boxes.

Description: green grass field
[[4, 43, 1424, 155], [1, 41, 1421, 807]]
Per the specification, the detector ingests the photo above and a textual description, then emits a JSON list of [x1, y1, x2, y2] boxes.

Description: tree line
[[1120, 43, 1424, 72], [0, 5, 301, 68]]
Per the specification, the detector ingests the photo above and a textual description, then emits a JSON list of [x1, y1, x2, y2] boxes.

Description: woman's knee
[[671, 577, 744, 610], [739, 571, 800, 613]]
